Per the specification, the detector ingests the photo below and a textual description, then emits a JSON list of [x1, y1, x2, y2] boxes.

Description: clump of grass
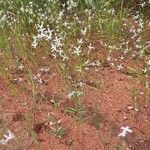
[[128, 86, 140, 112], [91, 104, 101, 130], [51, 126, 66, 138], [66, 86, 85, 121], [47, 113, 66, 138]]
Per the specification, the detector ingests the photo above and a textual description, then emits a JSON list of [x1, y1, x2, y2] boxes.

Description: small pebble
[[123, 116, 128, 120], [127, 106, 134, 110]]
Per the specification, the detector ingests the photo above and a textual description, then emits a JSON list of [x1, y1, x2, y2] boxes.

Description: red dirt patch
[[0, 56, 150, 150]]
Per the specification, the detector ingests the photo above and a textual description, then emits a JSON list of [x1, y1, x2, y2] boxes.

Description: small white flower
[[76, 65, 82, 72], [140, 2, 145, 7], [147, 60, 150, 65], [33, 75, 37, 80], [63, 21, 69, 27], [77, 81, 84, 87], [31, 36, 38, 48], [117, 64, 123, 70], [37, 22, 45, 35], [18, 77, 23, 82], [68, 90, 83, 98], [51, 43, 57, 52], [77, 38, 83, 44], [87, 43, 94, 51], [36, 72, 41, 77], [39, 67, 45, 72], [37, 78, 43, 84], [44, 67, 50, 72], [143, 68, 148, 73], [146, 81, 149, 89], [45, 28, 53, 40], [52, 53, 57, 59], [53, 37, 63, 47], [58, 10, 65, 19], [18, 64, 24, 70], [61, 54, 69, 61], [114, 58, 118, 62], [68, 91, 75, 98], [107, 56, 111, 61], [81, 27, 87, 36], [119, 55, 124, 60], [39, 67, 49, 73], [73, 45, 81, 56], [118, 126, 132, 137], [0, 130, 15, 145], [111, 62, 115, 66]]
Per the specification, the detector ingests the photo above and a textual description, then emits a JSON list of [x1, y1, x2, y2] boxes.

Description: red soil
[[0, 55, 150, 150]]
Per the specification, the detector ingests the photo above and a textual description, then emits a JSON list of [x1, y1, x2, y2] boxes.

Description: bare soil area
[[0, 51, 150, 150]]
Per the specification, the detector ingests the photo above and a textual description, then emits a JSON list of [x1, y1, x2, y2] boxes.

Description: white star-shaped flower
[[77, 38, 83, 44], [73, 45, 81, 56], [45, 28, 53, 40], [118, 126, 132, 137], [81, 27, 87, 36], [0, 130, 15, 145], [147, 60, 150, 65], [117, 64, 123, 70], [87, 43, 94, 51], [18, 64, 24, 70]]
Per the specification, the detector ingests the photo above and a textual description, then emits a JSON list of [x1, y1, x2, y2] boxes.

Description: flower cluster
[[32, 22, 68, 62]]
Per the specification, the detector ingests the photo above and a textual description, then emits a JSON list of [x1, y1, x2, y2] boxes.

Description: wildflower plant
[[0, 0, 150, 148]]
